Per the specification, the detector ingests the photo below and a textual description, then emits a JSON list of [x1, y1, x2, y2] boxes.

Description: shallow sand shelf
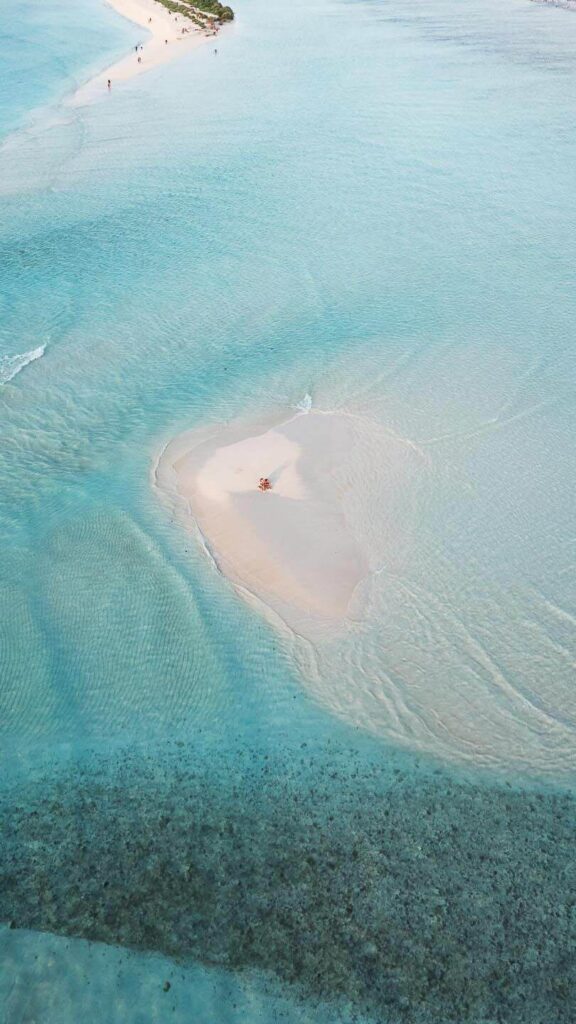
[[71, 0, 222, 106], [155, 408, 423, 639]]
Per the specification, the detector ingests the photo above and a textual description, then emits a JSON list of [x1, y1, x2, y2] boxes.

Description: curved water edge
[[153, 400, 576, 787], [1, 739, 575, 1022], [294, 392, 313, 414], [153, 403, 426, 635], [69, 0, 229, 109], [0, 344, 46, 386], [2, 0, 576, 1016]]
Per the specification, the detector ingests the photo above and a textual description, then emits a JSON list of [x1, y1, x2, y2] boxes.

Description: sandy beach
[[71, 0, 219, 106], [155, 407, 426, 639], [155, 410, 376, 637]]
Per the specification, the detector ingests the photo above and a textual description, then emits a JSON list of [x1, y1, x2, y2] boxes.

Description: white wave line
[[0, 344, 46, 386]]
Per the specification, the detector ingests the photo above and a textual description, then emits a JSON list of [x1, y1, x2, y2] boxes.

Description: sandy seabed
[[155, 407, 423, 640], [154, 405, 576, 782]]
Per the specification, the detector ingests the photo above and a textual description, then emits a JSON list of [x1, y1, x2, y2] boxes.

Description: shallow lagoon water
[[1, 0, 576, 1018]]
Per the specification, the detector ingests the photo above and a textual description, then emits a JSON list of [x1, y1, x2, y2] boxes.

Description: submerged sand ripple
[[154, 406, 576, 782]]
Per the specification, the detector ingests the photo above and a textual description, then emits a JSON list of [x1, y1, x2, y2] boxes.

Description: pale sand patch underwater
[[155, 408, 423, 640], [154, 406, 576, 782]]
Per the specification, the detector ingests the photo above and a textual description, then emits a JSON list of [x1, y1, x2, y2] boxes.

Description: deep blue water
[[1, 0, 576, 1018]]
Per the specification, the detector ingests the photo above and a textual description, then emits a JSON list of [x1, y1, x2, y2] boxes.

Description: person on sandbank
[[258, 477, 272, 492]]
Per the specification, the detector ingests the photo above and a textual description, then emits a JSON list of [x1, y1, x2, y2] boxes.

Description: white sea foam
[[0, 345, 45, 386], [295, 393, 312, 414], [156, 397, 576, 784]]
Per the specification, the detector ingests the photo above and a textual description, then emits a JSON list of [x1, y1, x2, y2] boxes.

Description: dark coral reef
[[1, 744, 575, 1022]]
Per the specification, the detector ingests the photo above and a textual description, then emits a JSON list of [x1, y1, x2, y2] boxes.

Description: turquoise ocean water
[[1, 0, 576, 1019]]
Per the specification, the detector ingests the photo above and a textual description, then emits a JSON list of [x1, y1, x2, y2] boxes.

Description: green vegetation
[[155, 0, 234, 27]]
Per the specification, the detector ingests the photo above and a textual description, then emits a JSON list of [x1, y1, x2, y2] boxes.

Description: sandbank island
[[72, 0, 233, 106], [155, 409, 424, 639]]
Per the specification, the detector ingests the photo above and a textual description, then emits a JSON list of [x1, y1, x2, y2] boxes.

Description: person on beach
[[137, 56, 142, 63], [107, 79, 111, 89]]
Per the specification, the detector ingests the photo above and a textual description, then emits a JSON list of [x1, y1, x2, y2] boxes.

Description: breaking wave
[[0, 344, 45, 385], [295, 392, 313, 413]]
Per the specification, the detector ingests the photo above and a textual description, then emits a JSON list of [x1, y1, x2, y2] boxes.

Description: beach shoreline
[[154, 408, 373, 638], [154, 406, 426, 641], [70, 0, 221, 107]]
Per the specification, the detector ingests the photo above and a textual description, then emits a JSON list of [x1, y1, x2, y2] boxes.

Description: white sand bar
[[71, 0, 217, 106], [156, 411, 375, 636]]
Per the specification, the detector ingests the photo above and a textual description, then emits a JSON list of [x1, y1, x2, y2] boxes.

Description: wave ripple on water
[[0, 344, 45, 386]]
